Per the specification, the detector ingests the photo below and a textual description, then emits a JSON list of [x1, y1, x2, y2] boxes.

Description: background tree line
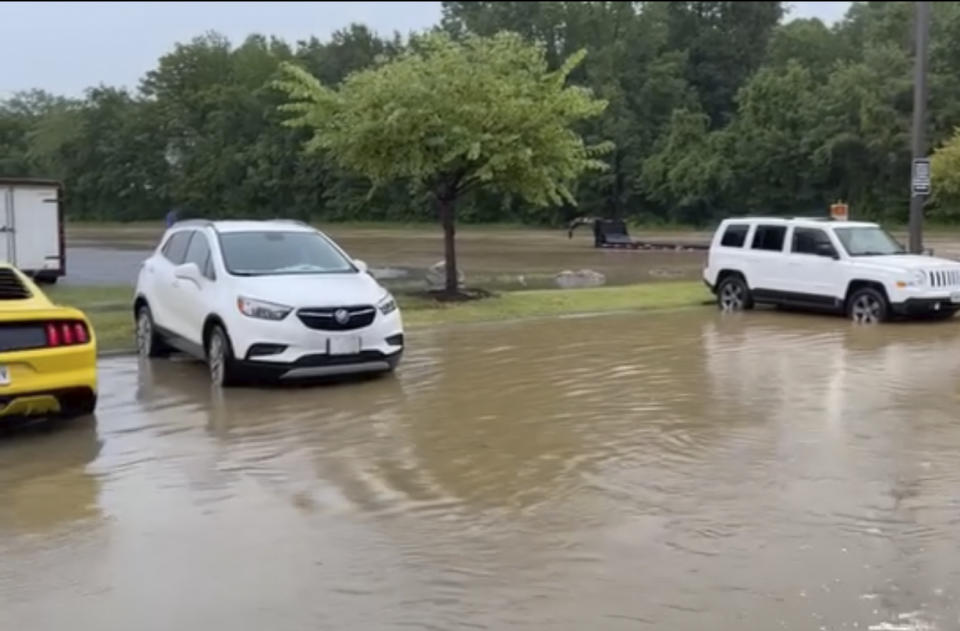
[[3, 1, 960, 226]]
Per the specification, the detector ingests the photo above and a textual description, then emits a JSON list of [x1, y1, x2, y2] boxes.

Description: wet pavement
[[4, 310, 960, 629]]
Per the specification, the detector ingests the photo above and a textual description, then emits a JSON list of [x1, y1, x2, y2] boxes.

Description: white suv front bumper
[[226, 307, 404, 378], [888, 285, 960, 316]]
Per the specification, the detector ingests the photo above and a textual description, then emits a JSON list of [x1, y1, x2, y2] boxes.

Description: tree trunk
[[438, 196, 458, 294]]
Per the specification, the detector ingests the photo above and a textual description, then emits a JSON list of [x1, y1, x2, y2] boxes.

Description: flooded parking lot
[[3, 309, 960, 630]]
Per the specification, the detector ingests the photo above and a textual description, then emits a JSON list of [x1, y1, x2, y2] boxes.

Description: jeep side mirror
[[816, 242, 839, 259]]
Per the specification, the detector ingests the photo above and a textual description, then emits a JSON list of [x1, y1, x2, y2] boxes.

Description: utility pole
[[909, 1, 931, 254]]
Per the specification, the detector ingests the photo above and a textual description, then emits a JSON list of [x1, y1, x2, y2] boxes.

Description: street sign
[[830, 201, 849, 221], [912, 158, 931, 196]]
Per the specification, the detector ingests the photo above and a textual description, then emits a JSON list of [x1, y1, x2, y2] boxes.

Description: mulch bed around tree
[[416, 287, 497, 303]]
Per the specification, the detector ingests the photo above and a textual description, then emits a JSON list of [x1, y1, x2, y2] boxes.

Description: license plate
[[328, 336, 361, 355], [951, 292, 960, 304], [0, 366, 11, 386]]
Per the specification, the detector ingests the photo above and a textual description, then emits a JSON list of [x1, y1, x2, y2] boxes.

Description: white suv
[[133, 220, 404, 385], [703, 217, 960, 323]]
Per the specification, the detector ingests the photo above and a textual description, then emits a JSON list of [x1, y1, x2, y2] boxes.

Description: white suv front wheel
[[717, 275, 753, 312], [206, 324, 241, 387], [847, 287, 888, 324], [136, 304, 169, 358]]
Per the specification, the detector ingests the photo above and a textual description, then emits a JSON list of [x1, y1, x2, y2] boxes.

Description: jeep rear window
[[720, 224, 749, 247], [751, 225, 786, 252]]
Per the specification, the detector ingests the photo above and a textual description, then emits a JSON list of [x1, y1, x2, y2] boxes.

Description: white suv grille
[[929, 269, 960, 289]]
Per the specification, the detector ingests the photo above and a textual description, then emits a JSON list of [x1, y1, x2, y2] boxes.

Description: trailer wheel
[[33, 272, 59, 285]]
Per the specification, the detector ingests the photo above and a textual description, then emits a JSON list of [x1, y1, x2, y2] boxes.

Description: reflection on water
[[3, 310, 960, 630]]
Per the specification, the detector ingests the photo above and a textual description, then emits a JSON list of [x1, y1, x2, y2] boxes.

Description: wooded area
[[3, 1, 960, 226]]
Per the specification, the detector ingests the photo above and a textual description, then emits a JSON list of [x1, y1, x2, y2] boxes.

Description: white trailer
[[0, 178, 65, 283]]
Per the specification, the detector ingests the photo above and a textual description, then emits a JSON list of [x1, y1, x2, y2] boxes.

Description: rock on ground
[[554, 269, 606, 289], [425, 261, 466, 290]]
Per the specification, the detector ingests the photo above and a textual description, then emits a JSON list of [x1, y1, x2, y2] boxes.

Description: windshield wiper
[[856, 251, 901, 256]]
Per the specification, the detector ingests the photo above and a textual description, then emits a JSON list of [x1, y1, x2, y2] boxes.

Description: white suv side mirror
[[174, 262, 202, 283], [354, 259, 369, 273]]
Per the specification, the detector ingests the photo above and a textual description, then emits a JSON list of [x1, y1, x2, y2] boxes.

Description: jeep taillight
[[45, 321, 89, 347]]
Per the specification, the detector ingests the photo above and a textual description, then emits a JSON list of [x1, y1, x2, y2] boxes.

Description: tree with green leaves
[[274, 31, 611, 293], [931, 127, 960, 220]]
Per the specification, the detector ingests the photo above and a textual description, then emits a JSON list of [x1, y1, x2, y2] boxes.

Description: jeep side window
[[792, 228, 834, 256], [720, 224, 749, 247], [751, 225, 786, 252]]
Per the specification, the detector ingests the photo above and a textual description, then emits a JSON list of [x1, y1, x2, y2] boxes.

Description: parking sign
[[912, 158, 931, 196]]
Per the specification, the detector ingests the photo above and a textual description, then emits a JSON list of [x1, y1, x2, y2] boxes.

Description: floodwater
[[4, 309, 960, 630]]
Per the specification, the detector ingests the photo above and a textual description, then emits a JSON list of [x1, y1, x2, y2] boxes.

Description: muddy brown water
[[3, 310, 960, 630]]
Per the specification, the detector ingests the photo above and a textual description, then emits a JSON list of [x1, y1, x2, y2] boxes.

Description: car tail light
[[46, 323, 60, 347], [45, 321, 89, 347]]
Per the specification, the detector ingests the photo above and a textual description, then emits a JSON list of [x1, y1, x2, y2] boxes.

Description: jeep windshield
[[220, 231, 356, 276], [833, 226, 906, 257]]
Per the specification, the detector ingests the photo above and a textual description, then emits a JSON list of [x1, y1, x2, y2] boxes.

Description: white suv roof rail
[[172, 219, 214, 229]]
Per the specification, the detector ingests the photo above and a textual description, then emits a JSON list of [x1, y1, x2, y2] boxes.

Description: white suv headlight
[[909, 270, 926, 286], [237, 296, 292, 321], [377, 293, 398, 316]]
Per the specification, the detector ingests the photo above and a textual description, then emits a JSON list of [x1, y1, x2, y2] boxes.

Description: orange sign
[[830, 201, 848, 221]]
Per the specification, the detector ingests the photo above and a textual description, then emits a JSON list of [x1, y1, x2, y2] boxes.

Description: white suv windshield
[[220, 231, 355, 276], [834, 226, 906, 257]]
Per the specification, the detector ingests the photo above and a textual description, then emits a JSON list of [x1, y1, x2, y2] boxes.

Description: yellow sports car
[[0, 265, 97, 421]]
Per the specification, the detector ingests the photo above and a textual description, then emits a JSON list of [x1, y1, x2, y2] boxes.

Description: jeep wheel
[[847, 287, 888, 324], [717, 276, 753, 312]]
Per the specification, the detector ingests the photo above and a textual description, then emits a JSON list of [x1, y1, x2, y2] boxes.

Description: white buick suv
[[133, 220, 404, 385], [703, 217, 960, 323]]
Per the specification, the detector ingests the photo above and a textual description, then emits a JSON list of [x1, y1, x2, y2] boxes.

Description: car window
[[792, 228, 834, 255], [183, 231, 214, 280], [751, 225, 787, 252], [161, 231, 193, 265], [720, 224, 749, 248], [219, 231, 355, 276], [751, 226, 787, 252]]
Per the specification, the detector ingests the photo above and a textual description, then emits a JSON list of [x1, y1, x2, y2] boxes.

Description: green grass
[[45, 285, 133, 353], [42, 281, 710, 353], [46, 285, 134, 310], [401, 281, 709, 327]]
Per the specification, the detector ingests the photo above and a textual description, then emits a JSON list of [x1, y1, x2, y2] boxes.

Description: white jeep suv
[[703, 217, 960, 323], [133, 220, 404, 385]]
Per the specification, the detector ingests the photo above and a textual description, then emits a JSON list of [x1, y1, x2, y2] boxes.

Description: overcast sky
[[0, 1, 851, 98]]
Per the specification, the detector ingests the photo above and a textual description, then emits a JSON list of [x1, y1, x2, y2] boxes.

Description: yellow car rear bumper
[[0, 344, 97, 419]]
